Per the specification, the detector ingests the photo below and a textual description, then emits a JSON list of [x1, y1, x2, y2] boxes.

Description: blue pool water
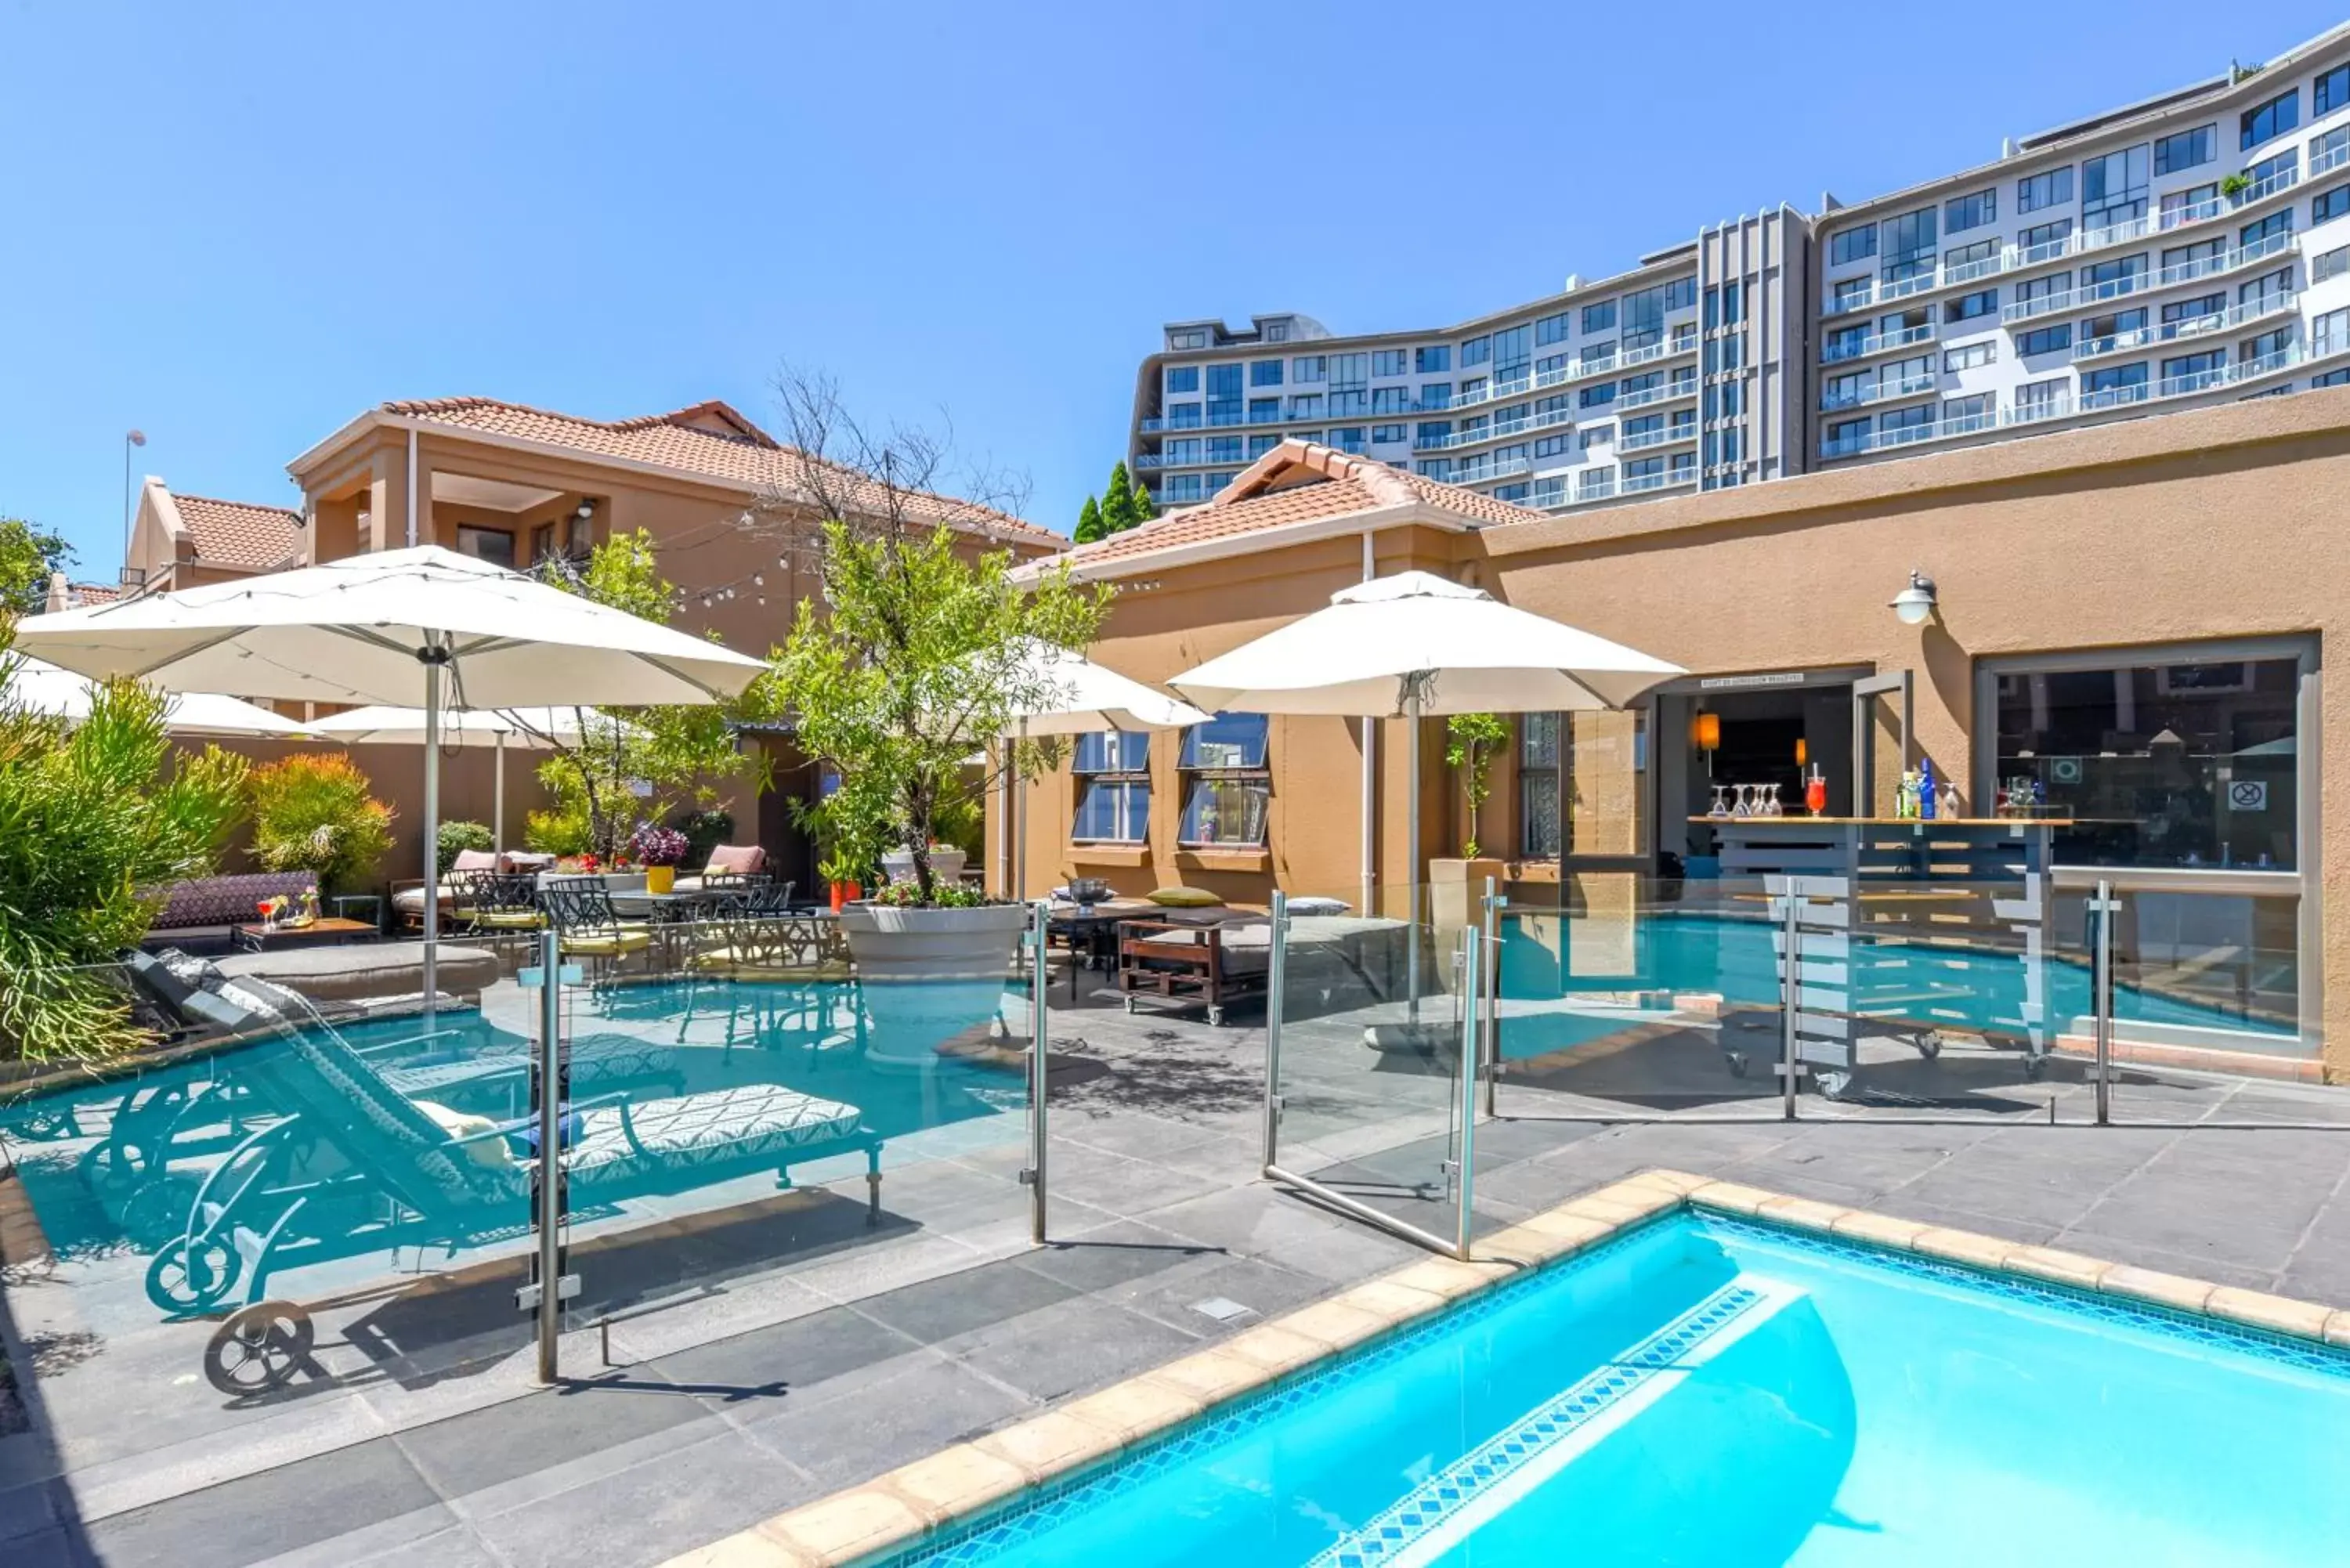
[[905, 1214, 2350, 1566], [1495, 911, 2293, 1060]]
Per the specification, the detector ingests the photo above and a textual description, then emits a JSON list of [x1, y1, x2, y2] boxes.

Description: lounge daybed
[[674, 843, 768, 894], [215, 938, 502, 1010], [1115, 911, 1413, 1025], [140, 871, 319, 952], [147, 975, 884, 1395]]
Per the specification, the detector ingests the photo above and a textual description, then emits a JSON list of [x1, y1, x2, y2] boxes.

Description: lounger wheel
[[147, 1235, 241, 1313], [1723, 1050, 1748, 1078], [203, 1301, 315, 1397], [1123, 996, 1138, 1014], [1815, 1070, 1854, 1102], [120, 1176, 201, 1249], [1207, 1006, 1225, 1027], [1916, 1031, 1943, 1060], [2023, 1053, 2048, 1081]]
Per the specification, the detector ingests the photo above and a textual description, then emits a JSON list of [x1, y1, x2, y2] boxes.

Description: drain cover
[[1191, 1296, 1253, 1323]]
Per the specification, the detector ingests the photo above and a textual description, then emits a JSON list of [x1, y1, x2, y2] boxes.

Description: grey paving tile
[[649, 1301, 918, 1401], [85, 1437, 443, 1568], [1014, 1219, 1222, 1294], [1893, 1169, 2111, 1231], [850, 1258, 1078, 1345], [744, 1356, 1029, 1488], [1144, 1184, 1424, 1282], [2061, 1195, 2313, 1274], [1104, 1253, 1339, 1336], [948, 1295, 1202, 1404], [467, 1425, 812, 1568], [397, 1378, 711, 1500], [0, 1523, 94, 1568]]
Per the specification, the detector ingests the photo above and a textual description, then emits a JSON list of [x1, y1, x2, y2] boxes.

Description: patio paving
[[6, 973, 2350, 1568]]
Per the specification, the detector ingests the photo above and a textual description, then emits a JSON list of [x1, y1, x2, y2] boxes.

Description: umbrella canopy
[[13, 545, 764, 709], [1168, 570, 1683, 1029], [6, 654, 313, 738], [16, 545, 768, 1008], [1169, 571, 1682, 717], [1003, 641, 1211, 737], [304, 705, 610, 747]]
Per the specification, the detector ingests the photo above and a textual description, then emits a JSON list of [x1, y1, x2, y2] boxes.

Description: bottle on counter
[[1916, 759, 1936, 823]]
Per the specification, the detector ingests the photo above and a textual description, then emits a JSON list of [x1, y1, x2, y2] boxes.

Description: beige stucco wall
[[998, 388, 2350, 1075]]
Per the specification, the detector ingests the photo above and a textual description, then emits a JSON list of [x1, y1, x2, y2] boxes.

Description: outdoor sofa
[[139, 871, 319, 952]]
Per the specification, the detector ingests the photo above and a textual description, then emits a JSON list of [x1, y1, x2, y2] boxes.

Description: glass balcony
[[2000, 230, 2296, 323], [1618, 425, 1697, 453], [1820, 321, 1937, 365], [2072, 292, 2297, 363], [1614, 380, 1697, 410], [1820, 369, 1938, 413], [2231, 162, 2303, 208], [2313, 132, 2350, 179]]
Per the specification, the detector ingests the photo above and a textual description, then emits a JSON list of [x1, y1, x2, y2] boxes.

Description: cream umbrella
[[16, 545, 768, 1010], [6, 653, 314, 738], [1169, 571, 1683, 1022], [997, 641, 1210, 900], [306, 705, 627, 851]]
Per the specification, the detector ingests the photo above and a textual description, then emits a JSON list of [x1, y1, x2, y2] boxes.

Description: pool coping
[[656, 1169, 2350, 1568]]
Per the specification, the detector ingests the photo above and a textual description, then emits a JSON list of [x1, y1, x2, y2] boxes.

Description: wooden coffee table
[[231, 917, 378, 954]]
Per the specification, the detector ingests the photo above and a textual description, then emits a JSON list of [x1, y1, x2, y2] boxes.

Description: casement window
[[1071, 732, 1151, 843], [1177, 714, 1270, 846]]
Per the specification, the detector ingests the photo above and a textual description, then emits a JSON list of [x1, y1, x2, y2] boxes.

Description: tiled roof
[[1026, 441, 1543, 576], [66, 582, 120, 606], [380, 397, 1061, 544], [172, 493, 302, 569]]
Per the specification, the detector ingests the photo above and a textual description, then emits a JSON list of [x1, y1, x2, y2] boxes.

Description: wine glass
[[1709, 784, 1731, 818]]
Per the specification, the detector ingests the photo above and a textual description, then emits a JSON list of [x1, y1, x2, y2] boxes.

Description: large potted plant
[[759, 374, 1107, 997]]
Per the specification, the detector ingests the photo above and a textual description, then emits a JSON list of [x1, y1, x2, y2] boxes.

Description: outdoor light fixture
[[1795, 737, 1808, 767], [1890, 569, 1938, 626], [1690, 710, 1720, 752], [575, 500, 595, 520]]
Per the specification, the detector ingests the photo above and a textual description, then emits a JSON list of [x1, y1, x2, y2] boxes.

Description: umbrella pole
[[1014, 717, 1028, 903], [421, 644, 442, 1024], [494, 732, 506, 854], [1407, 686, 1422, 1024]]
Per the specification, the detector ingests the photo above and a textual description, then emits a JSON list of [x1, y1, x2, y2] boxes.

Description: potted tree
[[759, 373, 1106, 988]]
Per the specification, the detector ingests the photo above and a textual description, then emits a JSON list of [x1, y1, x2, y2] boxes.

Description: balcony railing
[[1614, 379, 1697, 410], [1820, 368, 1938, 413], [1820, 187, 2276, 316], [1450, 454, 1533, 486], [2071, 291, 2297, 363], [2000, 229, 2295, 323], [1576, 476, 1618, 502], [1247, 407, 1285, 425], [1820, 320, 1936, 364], [2314, 134, 2350, 180], [1621, 469, 1683, 495], [1618, 424, 1696, 452], [1820, 408, 1998, 458]]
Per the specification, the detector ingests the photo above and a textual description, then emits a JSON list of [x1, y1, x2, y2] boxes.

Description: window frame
[[1070, 731, 1152, 844]]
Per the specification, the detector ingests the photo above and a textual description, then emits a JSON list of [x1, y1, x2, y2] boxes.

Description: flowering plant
[[578, 852, 602, 873], [629, 824, 691, 868]]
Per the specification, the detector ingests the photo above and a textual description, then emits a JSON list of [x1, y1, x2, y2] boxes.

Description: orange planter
[[830, 880, 862, 912]]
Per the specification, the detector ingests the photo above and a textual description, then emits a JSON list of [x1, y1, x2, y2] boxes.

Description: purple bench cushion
[[149, 871, 318, 930]]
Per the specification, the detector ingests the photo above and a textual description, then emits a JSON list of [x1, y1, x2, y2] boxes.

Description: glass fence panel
[[0, 941, 537, 1511], [2046, 881, 2340, 1125], [541, 899, 1036, 1359], [1491, 873, 1788, 1122], [1271, 883, 1466, 1249]]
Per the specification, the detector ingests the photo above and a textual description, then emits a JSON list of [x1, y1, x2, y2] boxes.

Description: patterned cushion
[[148, 871, 317, 930], [566, 1084, 863, 1181]]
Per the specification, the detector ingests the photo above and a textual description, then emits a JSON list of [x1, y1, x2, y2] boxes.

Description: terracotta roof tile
[[171, 493, 302, 569], [66, 582, 120, 606], [1026, 440, 1543, 576], [381, 397, 1060, 544]]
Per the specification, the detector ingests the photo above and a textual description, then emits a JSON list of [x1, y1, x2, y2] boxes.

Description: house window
[[1177, 714, 1270, 846], [2242, 88, 2300, 151], [2156, 125, 2216, 175], [1519, 714, 1560, 858], [1071, 732, 1151, 843], [457, 525, 515, 568], [2319, 63, 2350, 117], [1945, 188, 1997, 233], [2017, 166, 2073, 214]]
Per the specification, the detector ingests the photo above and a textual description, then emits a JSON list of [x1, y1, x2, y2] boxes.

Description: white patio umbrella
[[16, 544, 768, 1010], [1169, 571, 1683, 1022], [996, 641, 1210, 899], [6, 654, 315, 738], [305, 704, 624, 851]]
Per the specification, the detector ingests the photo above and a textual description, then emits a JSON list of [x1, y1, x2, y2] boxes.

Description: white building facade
[[1130, 25, 2350, 511]]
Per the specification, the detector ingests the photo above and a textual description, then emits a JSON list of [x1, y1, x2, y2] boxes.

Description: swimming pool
[[899, 1211, 2350, 1566], [1495, 909, 2296, 1058]]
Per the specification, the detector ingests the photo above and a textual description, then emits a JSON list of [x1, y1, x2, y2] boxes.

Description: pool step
[[1308, 1275, 1805, 1568]]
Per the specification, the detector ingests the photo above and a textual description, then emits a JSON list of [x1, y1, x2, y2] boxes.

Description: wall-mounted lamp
[[1890, 569, 1938, 627], [1795, 737, 1808, 767], [1690, 710, 1720, 752]]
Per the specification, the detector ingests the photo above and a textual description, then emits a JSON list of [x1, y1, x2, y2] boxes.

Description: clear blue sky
[[2, 1, 2343, 584]]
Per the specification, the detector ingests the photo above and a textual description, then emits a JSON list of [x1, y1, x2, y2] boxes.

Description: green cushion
[[1147, 886, 1224, 909]]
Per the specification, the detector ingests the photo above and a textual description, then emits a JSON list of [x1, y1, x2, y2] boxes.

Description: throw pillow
[[413, 1100, 513, 1169], [1146, 886, 1224, 909], [1286, 896, 1351, 916]]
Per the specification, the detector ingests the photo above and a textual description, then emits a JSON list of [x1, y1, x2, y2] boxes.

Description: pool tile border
[[656, 1165, 2350, 1568]]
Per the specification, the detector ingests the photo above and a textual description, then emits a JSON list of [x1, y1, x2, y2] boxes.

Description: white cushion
[[414, 1099, 512, 1168]]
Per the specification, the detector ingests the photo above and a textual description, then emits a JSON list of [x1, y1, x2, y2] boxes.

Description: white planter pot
[[837, 901, 1030, 1072], [880, 848, 968, 887]]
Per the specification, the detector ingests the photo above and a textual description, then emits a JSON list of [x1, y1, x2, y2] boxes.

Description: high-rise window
[[2246, 146, 2299, 193], [1327, 353, 1368, 389], [2314, 244, 2350, 284], [1372, 424, 1408, 445], [1249, 396, 1280, 424], [1419, 382, 1452, 409], [1289, 393, 1323, 419], [2241, 210, 2294, 249], [1491, 325, 1533, 381], [2018, 271, 2071, 311], [1292, 356, 1328, 383], [1461, 335, 1491, 367], [1945, 188, 1996, 232], [1415, 345, 1451, 374], [2084, 363, 2149, 397], [1535, 311, 1571, 345], [1371, 349, 1408, 378], [1946, 237, 1998, 269], [1371, 385, 1412, 414], [2017, 166, 2074, 214], [1946, 288, 1998, 323], [1247, 433, 1280, 459], [2082, 144, 2150, 229], [2013, 378, 2065, 417], [1829, 225, 1878, 266], [1944, 341, 1996, 373], [2019, 217, 2074, 253], [1621, 284, 1668, 349], [2161, 291, 2225, 325], [1206, 364, 1243, 424], [1206, 435, 1242, 464], [2161, 350, 2226, 386], [2318, 183, 2350, 226], [1165, 403, 1201, 429], [2318, 63, 2350, 117], [1943, 392, 1994, 428], [2155, 124, 2216, 175], [1250, 359, 1283, 387], [1582, 300, 1618, 334], [1663, 276, 1698, 313], [2016, 323, 2073, 356], [1832, 276, 1872, 313], [2315, 305, 2350, 355], [1166, 366, 1199, 393], [1881, 206, 1937, 281], [2161, 184, 2218, 225], [2243, 88, 2299, 150]]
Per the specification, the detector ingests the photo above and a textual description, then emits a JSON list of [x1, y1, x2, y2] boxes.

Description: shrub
[[248, 753, 395, 895], [672, 808, 734, 867], [0, 642, 250, 1064], [524, 800, 592, 858], [436, 819, 494, 874]]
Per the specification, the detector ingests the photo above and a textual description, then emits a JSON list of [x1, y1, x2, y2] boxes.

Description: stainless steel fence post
[[534, 927, 564, 1383], [1480, 876, 1504, 1121], [2093, 877, 2114, 1128], [1781, 885, 1801, 1121], [1455, 923, 1482, 1261], [1263, 891, 1289, 1170], [1028, 901, 1050, 1245]]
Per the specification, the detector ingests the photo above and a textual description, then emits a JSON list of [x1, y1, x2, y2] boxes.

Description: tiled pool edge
[[657, 1167, 2350, 1568]]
